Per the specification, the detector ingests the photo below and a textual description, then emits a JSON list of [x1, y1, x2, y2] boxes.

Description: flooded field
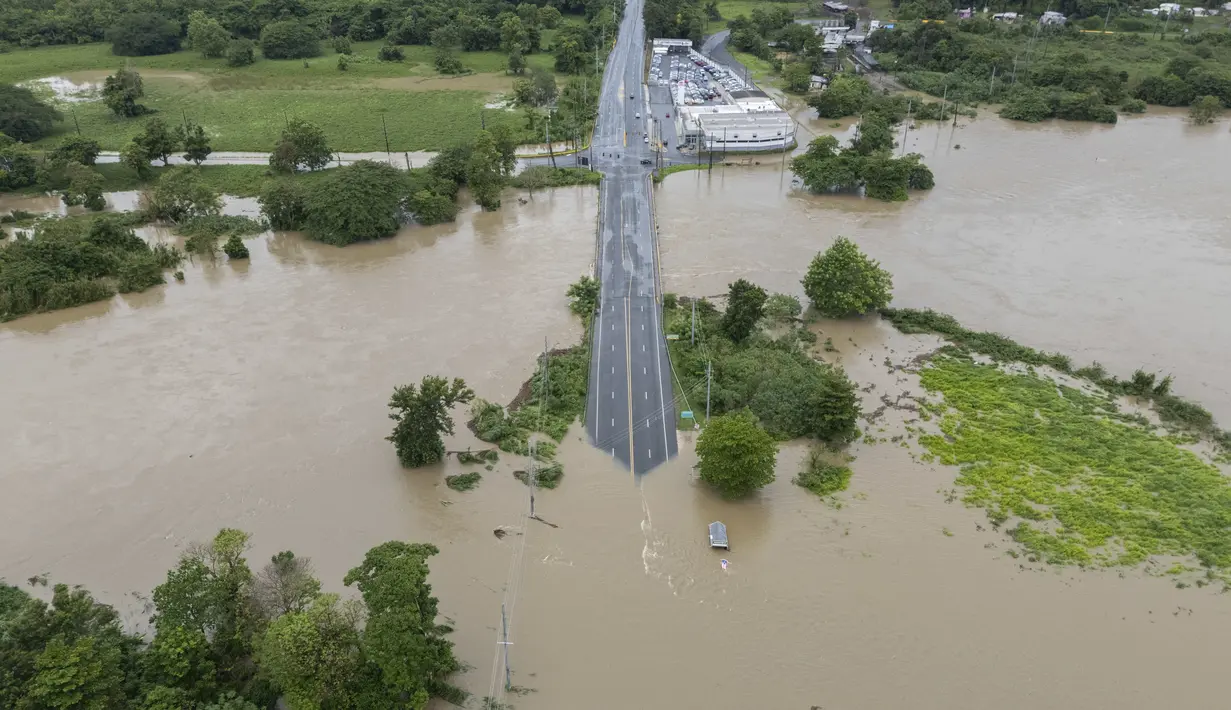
[[3, 114, 1231, 710], [658, 112, 1231, 421]]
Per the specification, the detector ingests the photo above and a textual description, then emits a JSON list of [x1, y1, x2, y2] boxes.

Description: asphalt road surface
[[584, 0, 678, 473]]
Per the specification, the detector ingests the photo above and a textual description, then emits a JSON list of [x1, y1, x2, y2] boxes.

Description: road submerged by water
[[585, 0, 677, 473]]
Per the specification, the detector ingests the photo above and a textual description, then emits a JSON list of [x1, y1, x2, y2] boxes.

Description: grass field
[[707, 1, 810, 32], [5, 41, 563, 152]]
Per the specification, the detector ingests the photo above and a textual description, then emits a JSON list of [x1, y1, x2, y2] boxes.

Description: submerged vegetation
[[468, 276, 594, 489], [884, 308, 1231, 578], [445, 472, 483, 491], [0, 214, 183, 321], [665, 281, 861, 443], [794, 449, 853, 498]]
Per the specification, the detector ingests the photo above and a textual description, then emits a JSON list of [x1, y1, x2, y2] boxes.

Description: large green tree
[[387, 376, 475, 467], [187, 11, 230, 58], [802, 237, 893, 318], [270, 119, 331, 174], [255, 594, 364, 710], [258, 179, 308, 230], [135, 118, 179, 166], [0, 84, 62, 142], [303, 160, 404, 245], [722, 279, 768, 343], [343, 542, 460, 705], [102, 68, 146, 117], [259, 21, 321, 59], [696, 410, 778, 498], [107, 13, 180, 56], [466, 130, 505, 211], [178, 120, 213, 165]]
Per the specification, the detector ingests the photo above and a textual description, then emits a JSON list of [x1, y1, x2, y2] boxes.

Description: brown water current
[[3, 117, 1231, 710], [659, 112, 1231, 421]]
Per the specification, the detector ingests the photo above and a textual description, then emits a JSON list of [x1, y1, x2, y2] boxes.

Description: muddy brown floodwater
[[3, 115, 1231, 710]]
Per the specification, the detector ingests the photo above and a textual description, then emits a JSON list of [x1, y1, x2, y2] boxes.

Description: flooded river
[[3, 115, 1231, 709]]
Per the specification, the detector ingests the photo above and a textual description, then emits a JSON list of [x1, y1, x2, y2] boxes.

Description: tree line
[[0, 529, 461, 709], [682, 236, 893, 498], [868, 16, 1231, 121]]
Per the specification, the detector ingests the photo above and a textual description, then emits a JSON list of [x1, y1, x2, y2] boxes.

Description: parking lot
[[648, 49, 750, 106]]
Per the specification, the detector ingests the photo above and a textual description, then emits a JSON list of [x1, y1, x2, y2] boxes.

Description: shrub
[[1120, 97, 1147, 113], [794, 449, 853, 497], [259, 180, 308, 230], [303, 160, 405, 245], [226, 38, 256, 66], [223, 235, 250, 259], [332, 36, 352, 54], [378, 44, 405, 61]]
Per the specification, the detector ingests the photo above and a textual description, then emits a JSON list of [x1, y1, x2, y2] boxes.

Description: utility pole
[[500, 603, 512, 691], [381, 114, 391, 156], [705, 361, 712, 423], [900, 100, 911, 157], [545, 114, 557, 169], [71, 107, 81, 135], [989, 66, 997, 98]]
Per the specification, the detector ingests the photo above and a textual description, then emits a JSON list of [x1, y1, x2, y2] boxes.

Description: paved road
[[584, 0, 677, 473]]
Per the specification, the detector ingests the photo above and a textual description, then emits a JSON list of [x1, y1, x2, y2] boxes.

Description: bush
[[223, 235, 250, 259], [107, 13, 181, 56], [226, 38, 256, 66], [0, 144, 39, 190], [145, 167, 222, 223], [802, 237, 893, 318], [269, 119, 331, 174], [117, 252, 165, 292], [378, 44, 405, 61], [259, 21, 321, 60], [1189, 95, 1223, 124], [102, 68, 146, 118], [49, 137, 101, 166], [1135, 74, 1194, 106], [0, 85, 62, 142], [445, 472, 482, 491], [187, 10, 230, 58], [259, 180, 308, 230], [794, 449, 853, 497], [808, 74, 872, 118], [1120, 97, 1147, 113], [332, 36, 352, 54], [303, 160, 405, 245]]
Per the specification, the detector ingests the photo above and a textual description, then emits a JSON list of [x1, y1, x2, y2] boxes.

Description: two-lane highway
[[584, 0, 677, 473]]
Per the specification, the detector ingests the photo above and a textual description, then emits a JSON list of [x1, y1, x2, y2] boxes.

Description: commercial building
[[649, 43, 796, 153]]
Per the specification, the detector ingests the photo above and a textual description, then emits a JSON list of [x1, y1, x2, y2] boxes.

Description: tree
[[763, 293, 802, 321], [722, 279, 767, 342], [303, 160, 405, 245], [519, 166, 549, 197], [136, 118, 179, 166], [553, 24, 590, 74], [782, 62, 812, 94], [843, 10, 858, 28], [187, 11, 230, 59], [343, 541, 460, 704], [808, 74, 871, 118], [178, 120, 212, 165], [226, 39, 256, 67], [432, 26, 464, 74], [24, 634, 127, 709], [696, 410, 778, 498], [378, 43, 404, 61], [255, 594, 364, 710], [333, 36, 352, 54], [1190, 95, 1222, 124], [258, 180, 308, 230], [108, 13, 181, 56], [252, 551, 321, 619], [501, 16, 529, 54], [102, 68, 146, 117], [0, 84, 63, 142], [507, 48, 527, 74], [539, 6, 563, 28], [270, 118, 331, 174], [489, 124, 518, 177], [386, 376, 475, 467], [121, 140, 153, 179], [802, 237, 893, 318], [467, 130, 505, 211], [49, 136, 101, 166], [142, 625, 217, 703], [566, 275, 600, 316], [223, 235, 249, 259], [408, 189, 459, 224], [259, 21, 320, 59], [0, 143, 39, 190], [151, 529, 257, 687], [203, 691, 259, 710], [62, 162, 106, 211], [146, 167, 222, 222], [850, 114, 895, 155]]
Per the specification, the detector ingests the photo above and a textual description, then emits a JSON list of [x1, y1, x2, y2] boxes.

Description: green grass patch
[[445, 472, 483, 492], [881, 307, 1230, 448], [729, 50, 779, 87], [793, 448, 853, 497], [708, 1, 809, 32], [509, 166, 602, 188], [175, 215, 266, 238], [9, 41, 559, 151], [916, 355, 1231, 575], [653, 163, 706, 183]]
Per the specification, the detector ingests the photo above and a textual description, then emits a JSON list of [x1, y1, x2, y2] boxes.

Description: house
[[810, 75, 829, 90], [1159, 2, 1183, 14], [992, 11, 1019, 21], [1039, 10, 1067, 25]]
